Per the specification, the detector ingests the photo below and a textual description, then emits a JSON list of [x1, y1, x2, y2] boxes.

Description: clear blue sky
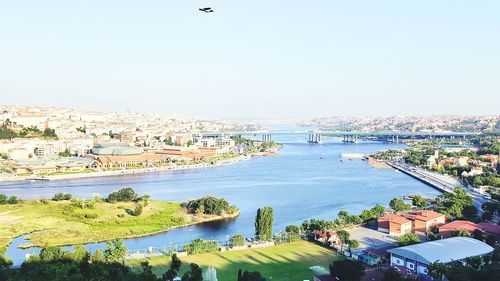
[[1, 0, 499, 118]]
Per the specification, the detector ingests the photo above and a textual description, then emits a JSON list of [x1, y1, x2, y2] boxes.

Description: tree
[[229, 234, 245, 247], [0, 194, 17, 205], [52, 193, 72, 201], [140, 261, 159, 281], [103, 239, 127, 263], [140, 194, 151, 206], [163, 253, 182, 281], [183, 239, 218, 255], [182, 263, 202, 281], [0, 246, 13, 277], [42, 128, 58, 139], [58, 149, 72, 157], [397, 233, 421, 246], [485, 234, 497, 246], [371, 204, 386, 218], [285, 225, 301, 242], [336, 230, 350, 252], [427, 225, 440, 241], [133, 203, 144, 216], [389, 198, 411, 213], [428, 262, 448, 281], [329, 259, 365, 281], [240, 270, 266, 281], [185, 196, 233, 215], [285, 225, 300, 235], [472, 229, 484, 241], [412, 195, 428, 208], [348, 239, 360, 252], [255, 207, 273, 241], [106, 187, 137, 202]]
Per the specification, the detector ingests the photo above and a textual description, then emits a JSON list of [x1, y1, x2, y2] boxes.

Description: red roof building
[[439, 220, 500, 238]]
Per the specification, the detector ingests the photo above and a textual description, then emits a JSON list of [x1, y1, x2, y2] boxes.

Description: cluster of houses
[[377, 210, 499, 278], [314, 209, 500, 280], [0, 132, 249, 176], [426, 150, 498, 177]]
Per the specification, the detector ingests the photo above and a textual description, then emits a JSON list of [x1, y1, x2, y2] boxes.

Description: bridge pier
[[308, 133, 321, 144]]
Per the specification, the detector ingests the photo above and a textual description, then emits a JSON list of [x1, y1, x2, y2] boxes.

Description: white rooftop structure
[[388, 237, 494, 265]]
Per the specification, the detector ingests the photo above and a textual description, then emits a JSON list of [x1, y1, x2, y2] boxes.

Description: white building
[[387, 237, 494, 277]]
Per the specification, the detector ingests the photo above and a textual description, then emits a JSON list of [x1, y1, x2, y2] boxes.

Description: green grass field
[[129, 241, 342, 281], [0, 199, 231, 248]]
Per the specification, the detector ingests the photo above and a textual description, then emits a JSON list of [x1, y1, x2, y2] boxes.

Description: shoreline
[[0, 155, 254, 184], [15, 211, 241, 249]]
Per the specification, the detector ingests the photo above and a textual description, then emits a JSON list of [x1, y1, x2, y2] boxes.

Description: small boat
[[320, 157, 324, 159]]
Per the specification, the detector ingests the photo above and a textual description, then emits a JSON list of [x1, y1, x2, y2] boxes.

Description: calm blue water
[[1, 133, 441, 265]]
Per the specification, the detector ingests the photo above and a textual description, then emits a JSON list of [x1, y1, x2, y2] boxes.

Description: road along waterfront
[[1, 133, 442, 266]]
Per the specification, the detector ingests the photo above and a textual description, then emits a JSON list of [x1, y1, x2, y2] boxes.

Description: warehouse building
[[387, 237, 494, 276]]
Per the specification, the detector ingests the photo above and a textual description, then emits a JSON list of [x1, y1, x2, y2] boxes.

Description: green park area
[[129, 240, 342, 281], [0, 190, 238, 249]]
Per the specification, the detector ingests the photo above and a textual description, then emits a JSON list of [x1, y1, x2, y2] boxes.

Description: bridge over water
[[239, 131, 480, 144], [205, 131, 480, 144]]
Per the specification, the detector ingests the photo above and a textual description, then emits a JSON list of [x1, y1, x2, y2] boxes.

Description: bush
[[52, 193, 72, 201], [182, 239, 218, 255], [132, 204, 143, 216], [229, 234, 245, 247], [106, 187, 137, 202], [397, 233, 421, 246], [0, 194, 17, 205], [184, 196, 235, 215]]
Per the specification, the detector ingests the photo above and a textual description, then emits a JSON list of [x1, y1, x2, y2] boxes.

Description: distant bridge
[[218, 131, 480, 144]]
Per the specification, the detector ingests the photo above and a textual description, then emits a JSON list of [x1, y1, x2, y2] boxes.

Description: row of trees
[[0, 120, 59, 140], [1, 239, 131, 281], [0, 240, 208, 281]]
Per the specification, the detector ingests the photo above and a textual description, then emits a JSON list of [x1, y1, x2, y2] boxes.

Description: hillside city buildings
[[0, 105, 266, 177]]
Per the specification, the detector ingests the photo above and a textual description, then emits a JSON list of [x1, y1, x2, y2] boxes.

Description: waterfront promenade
[[387, 161, 490, 213]]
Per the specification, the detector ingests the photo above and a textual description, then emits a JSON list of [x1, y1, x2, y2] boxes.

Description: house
[[377, 214, 413, 235], [454, 156, 469, 166], [315, 230, 337, 243], [377, 211, 445, 236], [404, 210, 446, 235], [387, 237, 494, 277], [426, 151, 439, 168], [156, 147, 206, 162], [10, 157, 95, 175], [439, 220, 500, 238], [95, 153, 166, 168]]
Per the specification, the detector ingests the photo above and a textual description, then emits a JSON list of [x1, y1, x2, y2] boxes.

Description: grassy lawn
[[129, 241, 341, 281], [0, 199, 229, 248]]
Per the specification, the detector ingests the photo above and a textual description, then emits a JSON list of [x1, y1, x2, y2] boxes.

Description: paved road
[[388, 162, 491, 214]]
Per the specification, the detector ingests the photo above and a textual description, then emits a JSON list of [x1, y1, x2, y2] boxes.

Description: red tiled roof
[[378, 214, 411, 225], [477, 222, 500, 235], [405, 210, 444, 222], [439, 220, 500, 235], [439, 220, 480, 233]]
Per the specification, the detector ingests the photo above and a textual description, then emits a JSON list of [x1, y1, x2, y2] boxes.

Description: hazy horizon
[[1, 0, 499, 118]]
